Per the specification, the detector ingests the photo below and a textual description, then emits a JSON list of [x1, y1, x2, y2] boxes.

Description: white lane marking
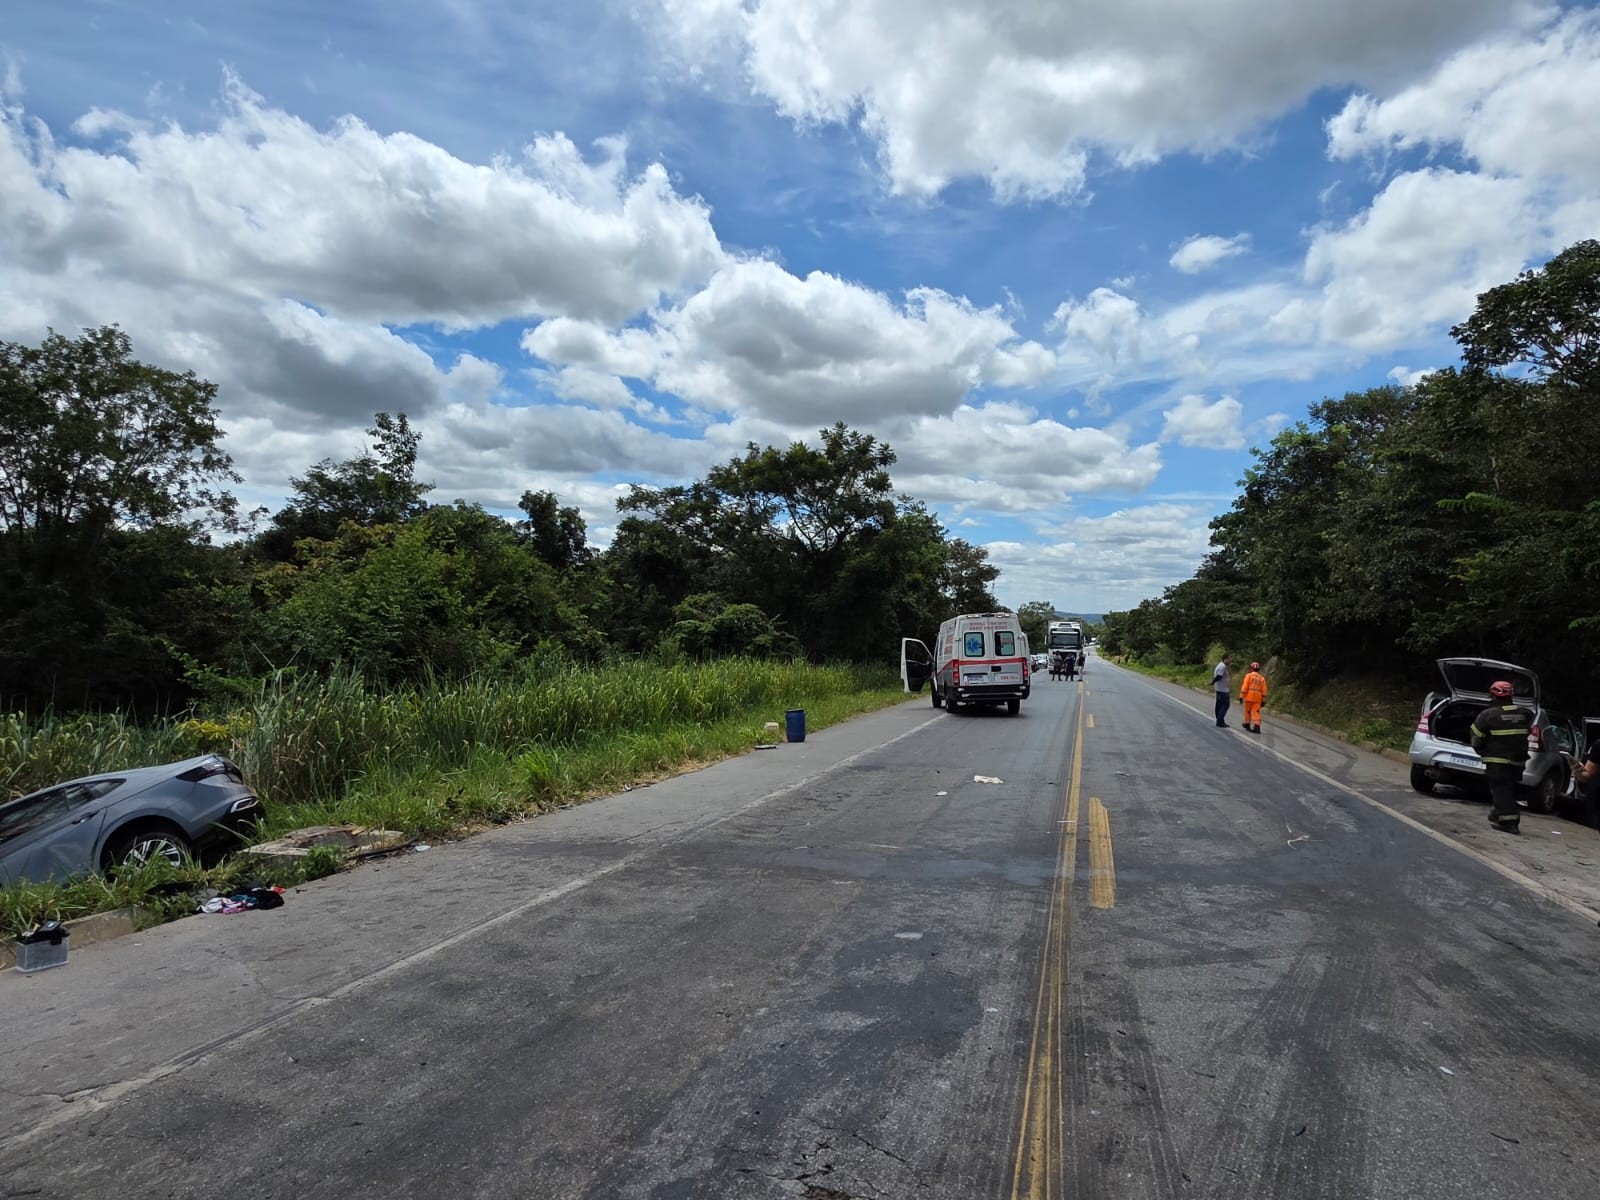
[[1120, 666, 1600, 927], [0, 712, 946, 1153]]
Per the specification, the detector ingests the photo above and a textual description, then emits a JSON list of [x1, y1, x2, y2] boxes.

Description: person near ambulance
[[1470, 679, 1535, 834], [1240, 662, 1268, 734]]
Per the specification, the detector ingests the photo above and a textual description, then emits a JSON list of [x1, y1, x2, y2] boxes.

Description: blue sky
[[4, 1, 1597, 610]]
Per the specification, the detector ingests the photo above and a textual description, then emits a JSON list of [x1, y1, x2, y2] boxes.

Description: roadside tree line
[[1099, 241, 1600, 709], [0, 328, 1002, 713]]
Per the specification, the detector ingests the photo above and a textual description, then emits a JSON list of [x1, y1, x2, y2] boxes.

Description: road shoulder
[[1106, 661, 1600, 921]]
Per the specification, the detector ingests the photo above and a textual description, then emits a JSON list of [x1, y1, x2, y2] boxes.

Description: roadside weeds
[[3, 669, 909, 942]]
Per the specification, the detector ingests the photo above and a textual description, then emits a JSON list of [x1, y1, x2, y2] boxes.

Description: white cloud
[[0, 73, 725, 331], [1387, 365, 1436, 387], [987, 503, 1214, 610], [1305, 10, 1600, 354], [654, 0, 1531, 200], [889, 401, 1162, 511], [1170, 234, 1250, 274], [1305, 168, 1541, 352], [525, 258, 1056, 423], [1159, 394, 1245, 450], [1253, 412, 1292, 438], [1326, 9, 1600, 191], [1039, 10, 1600, 402]]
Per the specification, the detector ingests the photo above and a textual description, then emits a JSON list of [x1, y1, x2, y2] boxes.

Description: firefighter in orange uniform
[[1240, 661, 1268, 734]]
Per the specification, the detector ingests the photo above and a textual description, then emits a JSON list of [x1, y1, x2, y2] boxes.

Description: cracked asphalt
[[2, 656, 1598, 1198]]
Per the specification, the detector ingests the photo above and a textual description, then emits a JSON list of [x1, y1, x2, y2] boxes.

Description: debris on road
[[14, 921, 70, 973], [199, 885, 285, 915], [413, 843, 432, 853], [973, 775, 1003, 785], [935, 790, 948, 796], [1439, 1066, 1455, 1076]]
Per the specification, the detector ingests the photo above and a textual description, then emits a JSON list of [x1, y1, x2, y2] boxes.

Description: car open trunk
[[1429, 697, 1487, 747], [1436, 657, 1537, 706]]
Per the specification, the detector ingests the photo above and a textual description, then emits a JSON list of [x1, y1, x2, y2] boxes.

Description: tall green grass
[[2, 659, 907, 934]]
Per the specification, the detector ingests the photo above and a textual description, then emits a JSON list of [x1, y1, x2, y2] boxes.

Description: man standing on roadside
[[1240, 661, 1268, 734], [1212, 654, 1231, 727], [1471, 679, 1534, 834]]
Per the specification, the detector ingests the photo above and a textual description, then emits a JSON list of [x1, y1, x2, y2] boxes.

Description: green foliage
[[610, 423, 993, 660], [1453, 238, 1600, 389], [1107, 240, 1600, 709], [1015, 601, 1057, 652], [517, 488, 592, 571], [256, 411, 432, 559], [0, 327, 245, 711]]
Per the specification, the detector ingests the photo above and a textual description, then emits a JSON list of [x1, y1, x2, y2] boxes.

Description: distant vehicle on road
[[0, 755, 260, 885], [1407, 658, 1583, 815], [902, 612, 1031, 715]]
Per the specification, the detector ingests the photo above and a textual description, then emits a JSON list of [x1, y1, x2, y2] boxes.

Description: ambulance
[[901, 611, 1031, 715]]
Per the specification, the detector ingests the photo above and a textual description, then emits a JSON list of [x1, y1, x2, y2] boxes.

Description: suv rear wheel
[[1526, 768, 1563, 816], [1409, 766, 1436, 795], [105, 825, 193, 872]]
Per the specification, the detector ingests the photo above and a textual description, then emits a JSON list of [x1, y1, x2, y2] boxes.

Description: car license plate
[[1442, 754, 1479, 768]]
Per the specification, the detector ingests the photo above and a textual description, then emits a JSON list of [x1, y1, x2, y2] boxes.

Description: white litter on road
[[1439, 1066, 1455, 1076], [935, 790, 949, 796], [894, 932, 923, 940], [973, 775, 1004, 785]]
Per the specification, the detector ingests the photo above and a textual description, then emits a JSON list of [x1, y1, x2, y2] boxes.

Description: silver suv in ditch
[[1407, 658, 1577, 815]]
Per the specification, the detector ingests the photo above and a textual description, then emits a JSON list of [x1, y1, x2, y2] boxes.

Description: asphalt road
[[3, 657, 1599, 1198]]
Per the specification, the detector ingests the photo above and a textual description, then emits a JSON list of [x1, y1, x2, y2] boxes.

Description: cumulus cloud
[[1159, 394, 1245, 449], [888, 401, 1162, 510], [1037, 10, 1600, 401], [653, 0, 1529, 200], [1326, 9, 1600, 190], [1305, 10, 1600, 353], [0, 74, 743, 507], [986, 503, 1214, 610], [525, 259, 1056, 423], [1305, 168, 1541, 352], [1170, 234, 1250, 274], [0, 73, 725, 331], [1387, 365, 1436, 387]]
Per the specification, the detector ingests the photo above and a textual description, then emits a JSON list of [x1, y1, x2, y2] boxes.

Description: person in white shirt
[[1212, 656, 1231, 727]]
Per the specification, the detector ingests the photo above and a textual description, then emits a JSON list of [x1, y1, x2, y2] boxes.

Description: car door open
[[901, 637, 934, 693]]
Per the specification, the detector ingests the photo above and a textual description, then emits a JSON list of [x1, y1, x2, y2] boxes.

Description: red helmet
[[1250, 661, 1261, 670], [1489, 680, 1514, 698]]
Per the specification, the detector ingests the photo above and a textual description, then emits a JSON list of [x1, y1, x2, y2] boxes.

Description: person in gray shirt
[[1212, 655, 1231, 727]]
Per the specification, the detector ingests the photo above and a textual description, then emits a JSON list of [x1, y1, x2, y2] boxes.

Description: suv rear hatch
[[1436, 658, 1537, 707]]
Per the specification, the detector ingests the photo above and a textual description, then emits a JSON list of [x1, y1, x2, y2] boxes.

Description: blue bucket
[[785, 709, 807, 743]]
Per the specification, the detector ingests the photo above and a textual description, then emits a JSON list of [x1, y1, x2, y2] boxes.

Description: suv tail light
[[1528, 725, 1544, 752], [179, 756, 245, 785]]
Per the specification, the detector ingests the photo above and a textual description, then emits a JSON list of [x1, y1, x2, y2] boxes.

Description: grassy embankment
[[0, 658, 908, 937], [1112, 657, 1420, 753]]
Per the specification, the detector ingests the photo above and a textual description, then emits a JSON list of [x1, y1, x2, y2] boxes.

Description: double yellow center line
[[1009, 680, 1116, 1198]]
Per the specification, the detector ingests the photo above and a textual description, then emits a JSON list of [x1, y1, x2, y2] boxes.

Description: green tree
[[0, 326, 242, 709], [517, 489, 592, 571], [1016, 600, 1057, 652], [257, 412, 431, 559], [1453, 238, 1600, 389]]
